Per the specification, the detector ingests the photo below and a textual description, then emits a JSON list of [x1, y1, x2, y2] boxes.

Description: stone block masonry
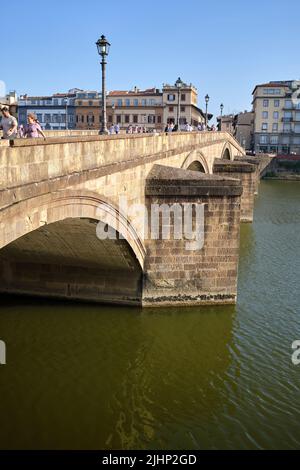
[[213, 159, 257, 222], [142, 165, 242, 306]]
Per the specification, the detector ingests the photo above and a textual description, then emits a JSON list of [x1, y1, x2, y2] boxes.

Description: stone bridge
[[0, 131, 262, 307]]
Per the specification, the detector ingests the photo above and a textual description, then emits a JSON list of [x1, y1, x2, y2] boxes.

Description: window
[[262, 111, 268, 119], [283, 123, 291, 132], [263, 99, 269, 107], [293, 137, 300, 144], [81, 115, 84, 123], [283, 111, 292, 122], [272, 123, 278, 131], [169, 106, 174, 112], [263, 88, 281, 95], [148, 115, 155, 124], [125, 115, 130, 123], [294, 124, 300, 133], [141, 99, 147, 106], [296, 112, 300, 121], [157, 116, 161, 124], [180, 106, 185, 112], [259, 135, 268, 144], [117, 99, 122, 106], [78, 101, 82, 106], [149, 99, 155, 106], [134, 99, 138, 106], [261, 123, 268, 131], [108, 115, 112, 123], [167, 94, 175, 101], [282, 136, 290, 144], [125, 99, 130, 107], [273, 111, 279, 119], [274, 99, 280, 107], [116, 115, 121, 123], [181, 94, 186, 101], [88, 101, 93, 106], [285, 100, 292, 109], [270, 135, 279, 144], [36, 114, 43, 123], [133, 115, 138, 123]]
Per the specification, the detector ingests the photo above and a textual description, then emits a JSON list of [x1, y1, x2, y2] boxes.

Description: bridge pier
[[213, 159, 257, 222], [142, 165, 242, 307]]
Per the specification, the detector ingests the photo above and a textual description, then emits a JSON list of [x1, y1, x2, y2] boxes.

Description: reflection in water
[[0, 181, 300, 449]]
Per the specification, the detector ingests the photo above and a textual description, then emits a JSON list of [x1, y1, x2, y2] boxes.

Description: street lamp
[[64, 98, 68, 130], [205, 94, 210, 128], [96, 35, 111, 135], [219, 103, 224, 131], [175, 77, 183, 129]]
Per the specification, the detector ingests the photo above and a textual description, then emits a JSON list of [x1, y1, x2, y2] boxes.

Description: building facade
[[75, 90, 101, 130], [18, 91, 77, 130], [162, 82, 205, 128], [253, 80, 300, 154], [234, 111, 254, 151], [106, 87, 164, 132], [217, 114, 235, 133], [217, 111, 254, 151]]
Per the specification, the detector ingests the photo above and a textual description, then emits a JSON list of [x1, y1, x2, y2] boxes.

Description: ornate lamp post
[[220, 103, 224, 131], [96, 35, 111, 135], [205, 94, 210, 128], [175, 77, 183, 129]]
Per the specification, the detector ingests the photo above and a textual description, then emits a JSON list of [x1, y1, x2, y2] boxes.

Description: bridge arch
[[0, 190, 145, 304], [0, 189, 145, 267], [221, 143, 233, 160], [181, 151, 210, 174]]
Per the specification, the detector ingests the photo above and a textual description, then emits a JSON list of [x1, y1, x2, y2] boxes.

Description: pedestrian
[[0, 107, 18, 139], [109, 124, 115, 135], [23, 113, 46, 139], [114, 123, 120, 134]]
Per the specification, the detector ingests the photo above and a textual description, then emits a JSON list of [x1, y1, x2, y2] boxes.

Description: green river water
[[0, 180, 299, 450]]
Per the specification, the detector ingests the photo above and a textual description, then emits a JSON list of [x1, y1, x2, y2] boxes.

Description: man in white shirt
[[0, 107, 18, 139]]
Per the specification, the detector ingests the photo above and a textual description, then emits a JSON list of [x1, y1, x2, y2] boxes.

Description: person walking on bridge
[[23, 113, 46, 139], [0, 107, 18, 139]]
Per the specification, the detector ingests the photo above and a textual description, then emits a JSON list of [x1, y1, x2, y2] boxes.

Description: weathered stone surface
[[213, 159, 256, 222], [143, 165, 242, 306]]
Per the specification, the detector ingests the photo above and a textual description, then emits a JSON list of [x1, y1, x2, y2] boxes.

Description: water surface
[[0, 181, 300, 449]]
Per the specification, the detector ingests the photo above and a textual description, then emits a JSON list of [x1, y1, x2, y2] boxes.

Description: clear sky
[[2, 0, 300, 122]]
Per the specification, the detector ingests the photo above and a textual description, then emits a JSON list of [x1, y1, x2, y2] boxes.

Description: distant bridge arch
[[182, 151, 210, 173]]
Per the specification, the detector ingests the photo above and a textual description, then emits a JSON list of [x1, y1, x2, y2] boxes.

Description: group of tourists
[[165, 122, 217, 133], [0, 107, 46, 140]]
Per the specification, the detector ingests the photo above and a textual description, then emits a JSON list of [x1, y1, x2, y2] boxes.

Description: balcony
[[282, 117, 292, 122]]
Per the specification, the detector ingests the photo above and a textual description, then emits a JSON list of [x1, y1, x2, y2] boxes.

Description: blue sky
[[2, 0, 300, 121]]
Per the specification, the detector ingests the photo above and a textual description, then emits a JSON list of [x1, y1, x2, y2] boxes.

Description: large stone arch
[[221, 142, 233, 160], [181, 150, 210, 174], [0, 190, 145, 305]]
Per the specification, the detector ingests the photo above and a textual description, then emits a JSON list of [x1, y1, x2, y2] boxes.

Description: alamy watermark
[[95, 196, 205, 251], [291, 340, 300, 366], [0, 340, 6, 365]]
